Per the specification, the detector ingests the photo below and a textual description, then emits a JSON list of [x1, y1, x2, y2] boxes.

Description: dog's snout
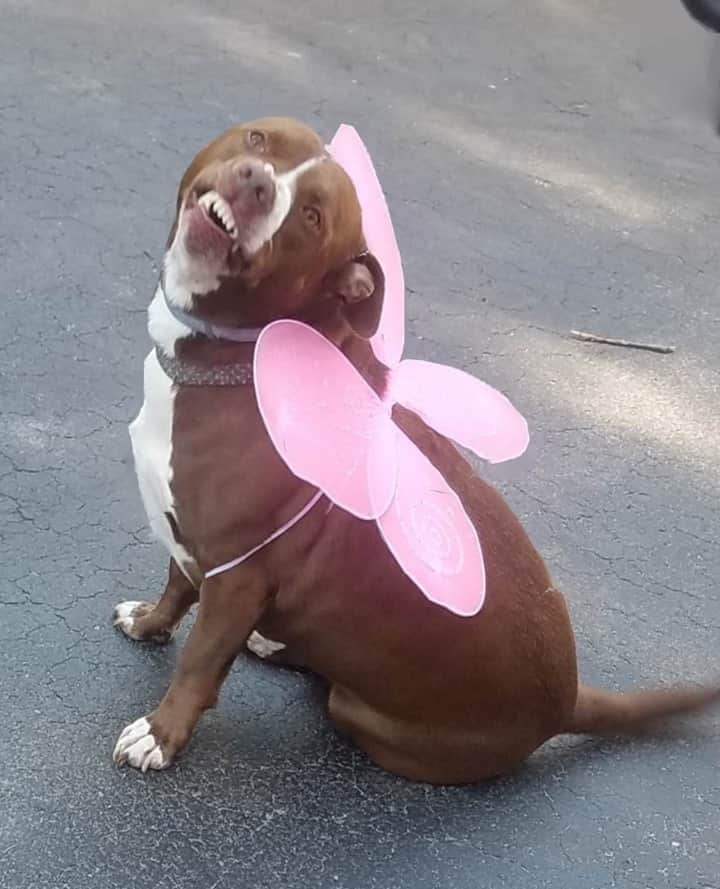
[[234, 160, 276, 212]]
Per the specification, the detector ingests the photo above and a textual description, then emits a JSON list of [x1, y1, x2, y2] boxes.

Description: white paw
[[247, 630, 286, 660], [113, 717, 169, 772], [113, 600, 173, 643], [113, 600, 149, 639]]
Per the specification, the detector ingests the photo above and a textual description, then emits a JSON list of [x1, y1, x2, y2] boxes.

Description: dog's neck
[[147, 283, 256, 387], [161, 286, 262, 344], [149, 277, 390, 396]]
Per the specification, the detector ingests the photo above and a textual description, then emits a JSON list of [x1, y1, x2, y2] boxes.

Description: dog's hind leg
[[246, 630, 287, 660], [246, 627, 309, 671], [113, 558, 199, 644]]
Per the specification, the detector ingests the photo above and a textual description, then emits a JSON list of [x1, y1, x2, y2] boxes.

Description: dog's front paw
[[113, 600, 174, 644], [113, 716, 171, 772]]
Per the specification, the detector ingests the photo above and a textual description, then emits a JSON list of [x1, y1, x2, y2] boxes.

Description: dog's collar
[[156, 346, 253, 387], [156, 284, 258, 386], [162, 285, 262, 344]]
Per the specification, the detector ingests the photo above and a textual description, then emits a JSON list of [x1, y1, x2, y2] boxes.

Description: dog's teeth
[[199, 190, 217, 210], [215, 199, 237, 236], [199, 191, 237, 237]]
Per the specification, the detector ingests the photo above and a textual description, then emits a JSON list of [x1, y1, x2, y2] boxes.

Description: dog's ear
[[332, 253, 385, 339]]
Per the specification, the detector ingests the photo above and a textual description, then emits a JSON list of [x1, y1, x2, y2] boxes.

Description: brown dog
[[113, 117, 718, 783]]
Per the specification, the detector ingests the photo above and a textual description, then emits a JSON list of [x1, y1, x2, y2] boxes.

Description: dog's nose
[[234, 159, 276, 212]]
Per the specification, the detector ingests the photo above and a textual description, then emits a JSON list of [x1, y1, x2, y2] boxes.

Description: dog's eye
[[303, 206, 321, 229], [247, 130, 266, 150]]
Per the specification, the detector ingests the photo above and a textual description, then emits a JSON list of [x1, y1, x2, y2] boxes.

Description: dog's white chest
[[129, 350, 195, 575]]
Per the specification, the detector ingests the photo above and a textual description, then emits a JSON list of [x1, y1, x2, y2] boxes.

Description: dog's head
[[163, 117, 384, 339]]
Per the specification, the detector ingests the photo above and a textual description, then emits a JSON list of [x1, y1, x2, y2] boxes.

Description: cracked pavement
[[1, 0, 719, 887]]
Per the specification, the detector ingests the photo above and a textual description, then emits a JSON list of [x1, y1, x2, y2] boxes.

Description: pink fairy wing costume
[[250, 126, 529, 617], [329, 124, 406, 368]]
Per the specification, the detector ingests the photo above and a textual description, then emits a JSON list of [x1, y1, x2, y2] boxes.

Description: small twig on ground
[[569, 330, 675, 354]]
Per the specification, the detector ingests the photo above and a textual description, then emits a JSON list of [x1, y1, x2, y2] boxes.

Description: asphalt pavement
[[1, 1, 719, 887]]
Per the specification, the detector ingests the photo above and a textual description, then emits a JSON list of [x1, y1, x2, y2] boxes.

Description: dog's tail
[[566, 682, 720, 735]]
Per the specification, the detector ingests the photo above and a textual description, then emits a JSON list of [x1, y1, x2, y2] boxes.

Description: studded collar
[[155, 346, 253, 387]]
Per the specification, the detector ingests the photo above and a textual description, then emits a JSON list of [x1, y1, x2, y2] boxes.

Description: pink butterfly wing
[[254, 320, 397, 520], [389, 359, 529, 464], [328, 125, 405, 366], [376, 429, 486, 617]]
